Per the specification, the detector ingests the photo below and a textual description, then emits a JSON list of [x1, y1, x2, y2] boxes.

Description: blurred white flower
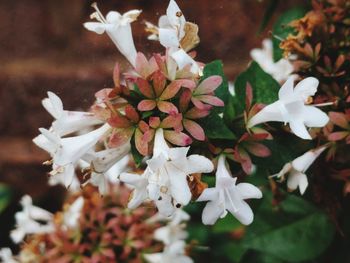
[[84, 3, 141, 66], [250, 39, 294, 83], [0, 248, 18, 263], [247, 76, 329, 140], [10, 195, 54, 244], [197, 155, 262, 225], [144, 240, 193, 263], [63, 197, 84, 229], [40, 92, 103, 136], [272, 146, 327, 195], [120, 128, 213, 216], [37, 123, 110, 187]]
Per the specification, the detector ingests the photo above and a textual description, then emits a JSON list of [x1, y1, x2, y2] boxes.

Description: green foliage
[[130, 136, 143, 167], [202, 60, 230, 109], [242, 191, 335, 262], [259, 0, 280, 33], [272, 7, 307, 61], [233, 61, 280, 114], [0, 184, 11, 214], [200, 112, 236, 140]]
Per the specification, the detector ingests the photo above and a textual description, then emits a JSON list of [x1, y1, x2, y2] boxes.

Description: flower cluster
[[31, 0, 334, 245], [3, 185, 166, 263]]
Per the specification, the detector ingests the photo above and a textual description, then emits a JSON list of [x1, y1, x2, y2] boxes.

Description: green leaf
[[212, 213, 242, 233], [242, 191, 335, 262], [223, 94, 236, 124], [130, 136, 144, 168], [200, 112, 236, 140], [234, 61, 280, 114], [272, 7, 307, 61], [253, 133, 312, 174], [0, 184, 12, 214], [259, 0, 280, 33], [202, 60, 229, 109]]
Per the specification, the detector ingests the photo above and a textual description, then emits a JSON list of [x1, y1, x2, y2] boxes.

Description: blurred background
[[0, 0, 304, 252]]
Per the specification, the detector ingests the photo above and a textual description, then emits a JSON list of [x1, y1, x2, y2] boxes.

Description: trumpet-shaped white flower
[[144, 240, 193, 263], [10, 195, 54, 244], [84, 3, 141, 67], [197, 155, 262, 225], [146, 0, 201, 74], [0, 248, 18, 263], [251, 39, 294, 83], [120, 128, 214, 216], [82, 145, 131, 195], [63, 196, 84, 229], [37, 123, 110, 187], [247, 76, 329, 140], [272, 146, 327, 195], [41, 92, 103, 136]]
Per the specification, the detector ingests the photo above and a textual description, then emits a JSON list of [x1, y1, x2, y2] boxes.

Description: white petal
[[106, 24, 138, 67], [33, 134, 56, 155], [236, 183, 262, 199], [159, 28, 180, 48], [122, 10, 142, 23], [10, 229, 25, 244], [155, 193, 175, 217], [287, 171, 305, 193], [302, 106, 329, 128], [166, 0, 186, 37], [105, 11, 122, 23], [289, 119, 312, 140], [294, 77, 318, 101], [292, 146, 326, 172], [168, 147, 189, 160], [185, 155, 214, 174], [278, 76, 295, 101], [90, 173, 108, 195], [247, 101, 285, 127], [120, 172, 145, 188], [144, 253, 163, 263], [229, 201, 254, 225], [84, 22, 107, 34], [42, 92, 63, 119], [167, 164, 192, 205], [216, 155, 233, 180], [153, 128, 170, 157], [201, 199, 224, 225], [171, 49, 200, 74], [196, 187, 219, 202], [159, 15, 171, 28]]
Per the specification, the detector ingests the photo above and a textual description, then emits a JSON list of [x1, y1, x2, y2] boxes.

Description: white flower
[[41, 92, 103, 136], [37, 123, 110, 187], [63, 197, 84, 229], [148, 208, 190, 226], [120, 128, 213, 216], [144, 240, 193, 263], [82, 144, 131, 195], [10, 195, 54, 244], [247, 76, 329, 140], [0, 248, 18, 263], [146, 0, 201, 75], [250, 39, 294, 83], [84, 3, 141, 67], [272, 146, 327, 195], [197, 155, 262, 225]]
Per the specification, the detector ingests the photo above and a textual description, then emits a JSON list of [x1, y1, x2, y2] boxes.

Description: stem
[[311, 101, 336, 107]]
